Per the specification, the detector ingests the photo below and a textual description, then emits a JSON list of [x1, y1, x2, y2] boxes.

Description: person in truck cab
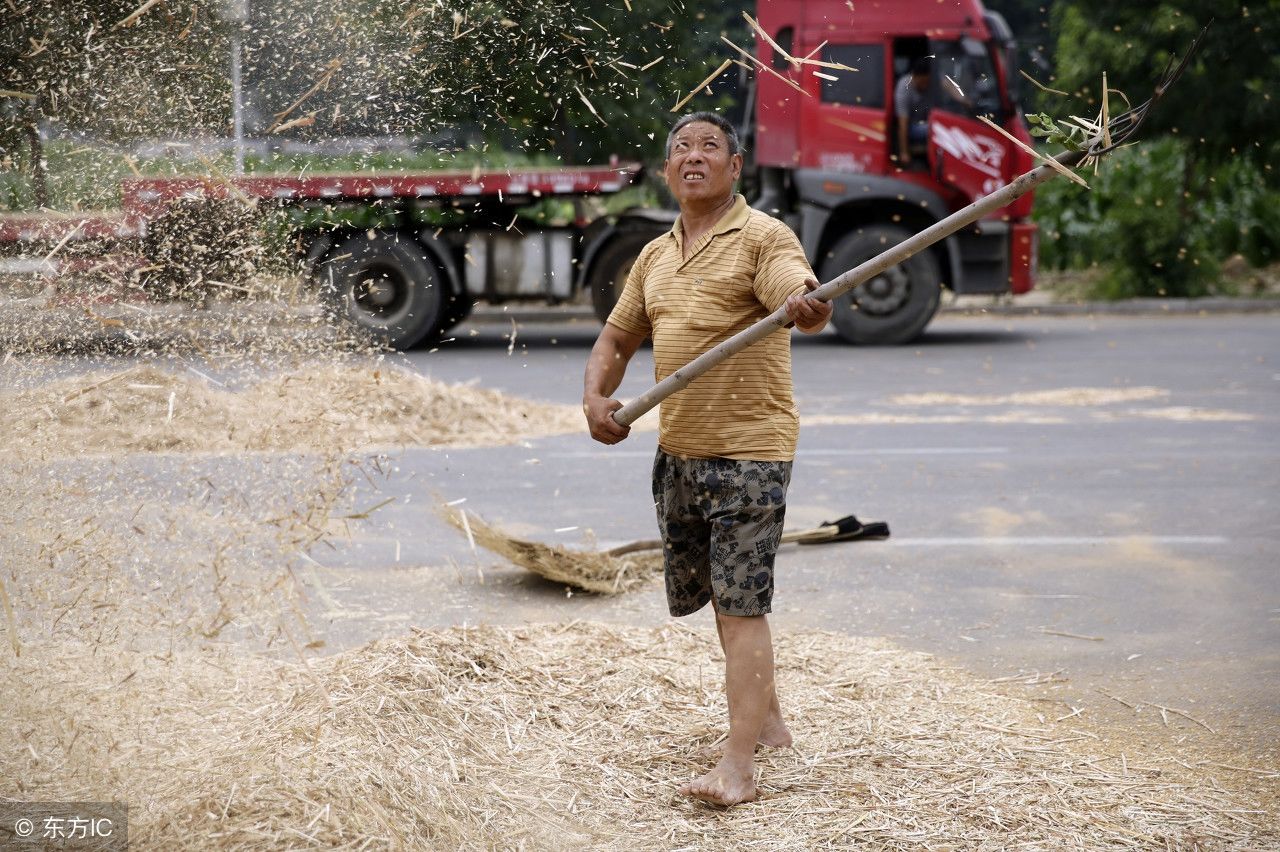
[[896, 55, 981, 168], [894, 58, 933, 168]]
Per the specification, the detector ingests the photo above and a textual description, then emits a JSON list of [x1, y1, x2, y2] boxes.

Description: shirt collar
[[669, 194, 750, 247]]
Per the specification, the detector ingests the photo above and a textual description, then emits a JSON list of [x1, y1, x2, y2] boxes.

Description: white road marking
[[798, 447, 1009, 456], [544, 447, 1010, 459], [879, 536, 1227, 547]]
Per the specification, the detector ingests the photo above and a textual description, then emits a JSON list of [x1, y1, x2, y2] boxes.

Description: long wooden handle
[[612, 148, 1088, 427], [605, 523, 840, 557]]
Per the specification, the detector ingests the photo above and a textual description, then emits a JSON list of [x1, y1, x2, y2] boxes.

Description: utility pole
[[219, 0, 248, 174]]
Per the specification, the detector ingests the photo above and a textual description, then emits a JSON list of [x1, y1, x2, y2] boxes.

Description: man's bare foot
[[680, 756, 757, 807]]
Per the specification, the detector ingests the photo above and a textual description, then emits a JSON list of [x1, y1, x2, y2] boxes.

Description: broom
[[444, 507, 888, 595]]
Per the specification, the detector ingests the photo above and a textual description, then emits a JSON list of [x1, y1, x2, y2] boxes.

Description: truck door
[[926, 37, 1009, 201], [801, 42, 888, 174]]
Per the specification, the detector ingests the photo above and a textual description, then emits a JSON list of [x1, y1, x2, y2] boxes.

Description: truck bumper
[[952, 219, 1038, 295]]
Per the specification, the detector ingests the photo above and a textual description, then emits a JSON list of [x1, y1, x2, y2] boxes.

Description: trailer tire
[[588, 232, 653, 324], [319, 232, 446, 349], [436, 289, 475, 339], [821, 225, 942, 345]]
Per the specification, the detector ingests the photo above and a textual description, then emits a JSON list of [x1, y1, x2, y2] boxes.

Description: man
[[582, 111, 831, 807], [894, 58, 932, 167]]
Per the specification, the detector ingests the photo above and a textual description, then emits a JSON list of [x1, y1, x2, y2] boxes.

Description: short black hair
[[665, 111, 743, 160], [911, 58, 932, 77]]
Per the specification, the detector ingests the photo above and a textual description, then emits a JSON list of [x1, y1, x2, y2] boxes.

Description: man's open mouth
[[683, 172, 705, 181]]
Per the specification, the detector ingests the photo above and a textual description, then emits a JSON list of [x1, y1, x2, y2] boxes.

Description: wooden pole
[[612, 147, 1089, 428]]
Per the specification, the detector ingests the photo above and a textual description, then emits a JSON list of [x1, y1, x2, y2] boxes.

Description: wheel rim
[[350, 262, 410, 321], [851, 264, 910, 316]]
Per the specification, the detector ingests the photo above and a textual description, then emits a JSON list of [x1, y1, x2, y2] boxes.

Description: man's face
[[663, 121, 742, 208]]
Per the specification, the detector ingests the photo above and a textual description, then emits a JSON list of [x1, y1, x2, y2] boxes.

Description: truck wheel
[[589, 232, 653, 324], [821, 225, 942, 345], [319, 232, 446, 349], [436, 289, 475, 339]]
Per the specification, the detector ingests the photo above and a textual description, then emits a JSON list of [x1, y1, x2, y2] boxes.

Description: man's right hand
[[583, 395, 631, 445]]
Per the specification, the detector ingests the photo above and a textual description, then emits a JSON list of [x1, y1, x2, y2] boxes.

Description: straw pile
[[0, 449, 358, 651], [3, 363, 583, 456], [4, 622, 1273, 849], [445, 508, 663, 594]]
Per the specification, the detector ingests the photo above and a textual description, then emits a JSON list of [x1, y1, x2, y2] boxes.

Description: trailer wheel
[[821, 225, 942, 345], [588, 232, 653, 324], [320, 232, 446, 349], [436, 289, 475, 338]]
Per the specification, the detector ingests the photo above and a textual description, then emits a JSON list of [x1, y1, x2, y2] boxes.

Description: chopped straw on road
[[5, 623, 1273, 849], [3, 363, 583, 455]]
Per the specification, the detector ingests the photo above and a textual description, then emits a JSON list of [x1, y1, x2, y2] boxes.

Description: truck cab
[[749, 0, 1037, 343]]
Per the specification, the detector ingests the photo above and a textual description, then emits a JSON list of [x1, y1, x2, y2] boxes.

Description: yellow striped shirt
[[607, 194, 813, 461]]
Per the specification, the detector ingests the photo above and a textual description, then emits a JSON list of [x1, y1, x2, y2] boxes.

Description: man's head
[[910, 58, 932, 88], [663, 112, 743, 210]]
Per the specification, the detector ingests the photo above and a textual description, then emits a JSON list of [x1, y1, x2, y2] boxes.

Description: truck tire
[[821, 225, 942, 345], [588, 232, 653, 324], [436, 289, 475, 338], [319, 232, 447, 349]]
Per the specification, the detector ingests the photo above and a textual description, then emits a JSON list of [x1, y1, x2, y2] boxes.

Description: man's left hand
[[785, 279, 833, 334]]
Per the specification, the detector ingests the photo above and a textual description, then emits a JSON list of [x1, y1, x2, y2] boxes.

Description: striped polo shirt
[[607, 194, 814, 461]]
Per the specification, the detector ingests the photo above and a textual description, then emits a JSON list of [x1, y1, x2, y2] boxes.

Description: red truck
[[741, 0, 1038, 344], [1, 0, 1034, 348]]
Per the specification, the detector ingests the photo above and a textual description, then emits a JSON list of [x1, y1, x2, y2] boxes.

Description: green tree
[[1042, 0, 1279, 295], [1052, 1, 1279, 177], [237, 0, 749, 164], [2, 1, 233, 204]]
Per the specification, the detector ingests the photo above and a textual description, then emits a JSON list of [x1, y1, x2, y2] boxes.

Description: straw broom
[[443, 507, 886, 595]]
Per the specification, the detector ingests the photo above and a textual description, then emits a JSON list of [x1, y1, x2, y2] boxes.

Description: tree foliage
[[237, 0, 749, 163], [3, 0, 752, 179], [1049, 0, 1279, 178], [1, 0, 232, 141], [1034, 1, 1280, 296]]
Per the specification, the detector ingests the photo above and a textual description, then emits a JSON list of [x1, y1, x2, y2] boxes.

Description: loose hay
[[444, 508, 662, 594], [4, 623, 1274, 850], [2, 363, 583, 456]]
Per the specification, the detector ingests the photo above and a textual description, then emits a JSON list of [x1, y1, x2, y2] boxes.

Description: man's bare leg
[[682, 609, 776, 806], [714, 613, 791, 748]]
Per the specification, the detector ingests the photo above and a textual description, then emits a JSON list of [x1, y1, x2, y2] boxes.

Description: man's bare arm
[[897, 115, 910, 165], [583, 323, 646, 444]]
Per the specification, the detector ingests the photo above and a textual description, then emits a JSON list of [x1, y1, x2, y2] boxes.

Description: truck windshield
[[930, 39, 1001, 120]]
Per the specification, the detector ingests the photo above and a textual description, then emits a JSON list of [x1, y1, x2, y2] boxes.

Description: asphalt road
[[300, 311, 1278, 765]]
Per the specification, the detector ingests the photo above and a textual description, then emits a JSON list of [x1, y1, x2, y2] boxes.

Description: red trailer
[[0, 162, 671, 348]]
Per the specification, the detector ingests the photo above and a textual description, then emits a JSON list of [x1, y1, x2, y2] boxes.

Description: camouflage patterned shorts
[[651, 449, 792, 618]]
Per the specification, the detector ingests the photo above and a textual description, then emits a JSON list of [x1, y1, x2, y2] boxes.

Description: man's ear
[[730, 153, 743, 180]]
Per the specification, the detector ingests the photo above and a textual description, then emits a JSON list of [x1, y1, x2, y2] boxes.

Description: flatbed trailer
[[0, 162, 672, 348]]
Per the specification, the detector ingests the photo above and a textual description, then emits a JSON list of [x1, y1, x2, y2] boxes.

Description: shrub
[[1033, 137, 1277, 298]]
